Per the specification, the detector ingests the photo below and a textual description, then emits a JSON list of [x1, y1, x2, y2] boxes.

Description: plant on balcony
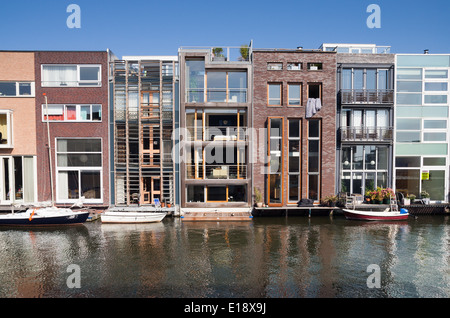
[[254, 187, 263, 207], [382, 188, 395, 204], [407, 194, 416, 203], [212, 47, 225, 61], [239, 45, 249, 61]]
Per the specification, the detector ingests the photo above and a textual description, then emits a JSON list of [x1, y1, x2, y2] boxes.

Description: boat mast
[[44, 93, 55, 207]]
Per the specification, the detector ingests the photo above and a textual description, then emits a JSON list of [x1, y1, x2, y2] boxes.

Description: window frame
[[55, 137, 103, 204], [0, 82, 35, 97], [288, 83, 302, 107], [41, 64, 102, 87], [0, 110, 13, 149], [267, 83, 282, 106], [42, 104, 102, 122]]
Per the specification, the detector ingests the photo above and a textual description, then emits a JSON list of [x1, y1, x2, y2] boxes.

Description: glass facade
[[395, 55, 450, 201]]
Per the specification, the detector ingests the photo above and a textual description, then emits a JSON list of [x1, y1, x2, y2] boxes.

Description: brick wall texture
[[252, 50, 337, 206]]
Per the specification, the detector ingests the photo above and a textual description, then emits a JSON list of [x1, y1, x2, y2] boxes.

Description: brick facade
[[252, 50, 337, 206], [34, 51, 110, 206]]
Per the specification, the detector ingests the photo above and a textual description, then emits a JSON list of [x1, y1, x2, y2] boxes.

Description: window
[[268, 118, 283, 205], [268, 83, 282, 106], [43, 104, 102, 122], [307, 83, 322, 101], [42, 65, 101, 87], [341, 146, 389, 194], [0, 111, 13, 148], [307, 63, 323, 71], [308, 120, 320, 200], [0, 156, 36, 203], [206, 71, 247, 103], [288, 84, 302, 106], [0, 82, 35, 97], [287, 63, 302, 70], [425, 70, 448, 79], [267, 62, 282, 70], [425, 82, 448, 91], [56, 139, 102, 203], [288, 119, 301, 203], [186, 58, 205, 103]]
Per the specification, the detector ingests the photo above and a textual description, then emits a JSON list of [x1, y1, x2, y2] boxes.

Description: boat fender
[[400, 208, 408, 215], [29, 209, 36, 221]]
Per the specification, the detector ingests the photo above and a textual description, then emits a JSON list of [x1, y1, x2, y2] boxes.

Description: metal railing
[[186, 88, 247, 103], [180, 45, 252, 63], [186, 126, 248, 141], [186, 164, 247, 179], [340, 126, 393, 142], [340, 89, 394, 104]]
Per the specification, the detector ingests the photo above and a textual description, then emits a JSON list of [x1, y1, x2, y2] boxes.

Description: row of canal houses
[[1, 44, 449, 219]]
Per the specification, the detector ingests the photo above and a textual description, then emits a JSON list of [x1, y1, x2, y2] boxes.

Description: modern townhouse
[[35, 51, 111, 208], [252, 47, 337, 209], [394, 53, 450, 203], [0, 51, 37, 208], [178, 44, 253, 219], [323, 44, 396, 197], [109, 55, 178, 209]]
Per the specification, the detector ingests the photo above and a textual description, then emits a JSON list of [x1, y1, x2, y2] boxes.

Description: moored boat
[[0, 207, 90, 226], [343, 208, 409, 221], [101, 211, 167, 224]]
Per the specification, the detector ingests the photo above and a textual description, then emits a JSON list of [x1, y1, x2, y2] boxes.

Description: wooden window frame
[[267, 117, 284, 206]]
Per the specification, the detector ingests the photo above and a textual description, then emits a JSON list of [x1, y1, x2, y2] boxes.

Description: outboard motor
[[400, 208, 408, 215]]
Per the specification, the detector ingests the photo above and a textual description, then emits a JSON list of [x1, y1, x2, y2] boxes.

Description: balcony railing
[[186, 164, 247, 180], [340, 89, 394, 104], [186, 88, 247, 103], [186, 126, 248, 142], [180, 45, 252, 63], [340, 127, 393, 142]]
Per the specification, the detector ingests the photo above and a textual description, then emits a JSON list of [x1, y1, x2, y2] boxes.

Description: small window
[[267, 63, 283, 70], [0, 111, 12, 148], [307, 63, 323, 71], [288, 83, 301, 106], [0, 82, 35, 97], [287, 63, 302, 70], [268, 83, 282, 106]]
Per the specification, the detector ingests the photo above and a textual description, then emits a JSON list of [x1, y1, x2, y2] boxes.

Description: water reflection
[[0, 216, 448, 298]]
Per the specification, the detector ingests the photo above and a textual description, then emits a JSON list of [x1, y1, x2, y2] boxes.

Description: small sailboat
[[0, 94, 90, 227], [101, 211, 166, 224]]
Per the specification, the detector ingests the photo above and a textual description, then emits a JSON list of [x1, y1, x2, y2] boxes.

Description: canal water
[[0, 215, 448, 298]]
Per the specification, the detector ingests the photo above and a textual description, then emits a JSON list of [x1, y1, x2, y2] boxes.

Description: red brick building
[[34, 51, 111, 208], [252, 49, 337, 208]]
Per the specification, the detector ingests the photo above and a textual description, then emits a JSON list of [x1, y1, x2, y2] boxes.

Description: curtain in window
[[23, 157, 35, 203], [43, 66, 77, 86]]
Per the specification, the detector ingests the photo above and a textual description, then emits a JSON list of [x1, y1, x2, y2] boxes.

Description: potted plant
[[407, 194, 416, 204], [212, 47, 225, 61], [383, 188, 395, 204], [239, 45, 249, 61], [403, 194, 410, 206], [420, 191, 430, 204], [322, 195, 338, 207], [254, 187, 263, 207]]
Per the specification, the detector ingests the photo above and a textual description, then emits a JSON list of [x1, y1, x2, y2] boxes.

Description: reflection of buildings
[[394, 54, 450, 202], [252, 48, 337, 207], [325, 44, 395, 196], [178, 45, 253, 215], [0, 51, 37, 207]]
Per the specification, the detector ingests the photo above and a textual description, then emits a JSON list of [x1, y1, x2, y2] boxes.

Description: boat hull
[[0, 208, 89, 226], [343, 209, 409, 221], [101, 212, 166, 224]]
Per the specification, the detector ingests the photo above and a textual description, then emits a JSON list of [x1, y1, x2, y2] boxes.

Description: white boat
[[343, 208, 409, 221], [101, 211, 167, 224], [0, 207, 90, 226]]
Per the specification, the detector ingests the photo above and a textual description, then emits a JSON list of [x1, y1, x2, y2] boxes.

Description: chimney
[[424, 49, 429, 54]]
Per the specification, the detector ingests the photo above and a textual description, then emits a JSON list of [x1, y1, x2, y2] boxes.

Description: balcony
[[186, 126, 248, 142], [186, 164, 247, 180], [180, 45, 252, 63], [340, 126, 393, 143], [340, 89, 394, 105]]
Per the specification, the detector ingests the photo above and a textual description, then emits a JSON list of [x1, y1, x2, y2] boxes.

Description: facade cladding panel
[[34, 51, 110, 206], [252, 50, 337, 206]]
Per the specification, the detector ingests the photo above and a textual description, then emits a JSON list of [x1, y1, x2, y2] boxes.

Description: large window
[[341, 146, 389, 195], [288, 119, 301, 203], [42, 65, 101, 87], [308, 120, 320, 200], [56, 139, 102, 203], [0, 111, 13, 148], [0, 156, 36, 204], [268, 118, 283, 205], [43, 104, 102, 122], [0, 82, 35, 97], [186, 58, 205, 103], [206, 71, 247, 103]]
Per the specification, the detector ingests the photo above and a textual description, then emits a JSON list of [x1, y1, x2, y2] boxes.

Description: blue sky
[[1, 0, 449, 58]]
